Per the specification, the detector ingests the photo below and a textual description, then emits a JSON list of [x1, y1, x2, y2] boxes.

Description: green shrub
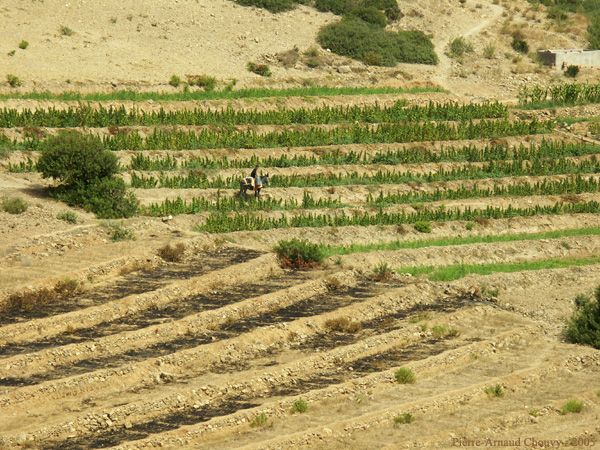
[[483, 44, 496, 59], [511, 36, 529, 54], [169, 75, 181, 87], [187, 75, 217, 91], [274, 239, 325, 269], [565, 65, 580, 78], [318, 17, 437, 66], [60, 25, 74, 36], [104, 222, 135, 242], [291, 399, 308, 413], [351, 6, 388, 27], [560, 399, 583, 414], [250, 412, 268, 427], [6, 74, 22, 88], [37, 131, 119, 187], [565, 288, 600, 349], [373, 261, 393, 281], [57, 211, 78, 224], [414, 221, 432, 233], [315, 0, 400, 20], [247, 62, 272, 77], [447, 37, 473, 58], [393, 413, 413, 426], [465, 221, 474, 231], [2, 197, 28, 214], [394, 367, 416, 384], [60, 177, 138, 219], [18, 40, 29, 50], [484, 384, 504, 398]]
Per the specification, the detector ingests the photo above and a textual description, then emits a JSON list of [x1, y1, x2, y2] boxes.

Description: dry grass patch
[[324, 317, 362, 334], [4, 278, 81, 313], [157, 243, 186, 262]]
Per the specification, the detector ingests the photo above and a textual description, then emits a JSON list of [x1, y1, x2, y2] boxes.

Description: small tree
[[565, 288, 600, 349]]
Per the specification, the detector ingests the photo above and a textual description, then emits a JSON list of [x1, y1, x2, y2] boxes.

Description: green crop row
[[518, 83, 600, 108], [0, 85, 443, 102], [9, 140, 600, 173], [142, 191, 344, 216], [130, 157, 600, 189], [5, 119, 551, 152], [195, 201, 600, 233], [0, 102, 508, 128], [367, 176, 600, 206]]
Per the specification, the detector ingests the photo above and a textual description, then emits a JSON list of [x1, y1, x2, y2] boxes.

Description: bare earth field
[[1, 0, 600, 449]]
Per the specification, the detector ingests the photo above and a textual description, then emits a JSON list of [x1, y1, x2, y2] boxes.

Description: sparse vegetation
[[274, 239, 325, 269], [372, 261, 393, 281], [4, 278, 80, 313], [157, 243, 186, 262], [560, 399, 583, 414], [393, 413, 414, 426], [484, 384, 504, 398], [6, 74, 22, 88], [324, 317, 362, 333], [565, 288, 600, 349], [247, 62, 272, 77], [60, 25, 74, 36], [169, 75, 181, 88], [291, 399, 308, 413], [483, 44, 495, 59], [431, 324, 460, 339], [447, 37, 473, 58], [250, 412, 268, 427], [187, 75, 217, 91], [394, 367, 416, 384], [57, 211, 78, 224], [2, 197, 28, 214], [103, 222, 135, 242], [414, 221, 432, 234], [18, 40, 29, 50]]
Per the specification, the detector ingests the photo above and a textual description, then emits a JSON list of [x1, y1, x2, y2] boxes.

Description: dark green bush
[[511, 36, 529, 54], [565, 288, 600, 349], [565, 65, 580, 77], [274, 239, 325, 269], [58, 177, 138, 219], [37, 131, 119, 187], [350, 6, 387, 27], [234, 0, 305, 13], [247, 62, 272, 77], [315, 0, 400, 21], [318, 17, 437, 66]]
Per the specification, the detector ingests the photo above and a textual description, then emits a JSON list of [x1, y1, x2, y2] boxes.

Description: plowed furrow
[[0, 247, 261, 326], [40, 336, 462, 450], [0, 273, 301, 359], [0, 281, 385, 387]]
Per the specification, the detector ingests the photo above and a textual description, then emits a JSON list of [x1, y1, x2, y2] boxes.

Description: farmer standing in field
[[250, 165, 260, 188]]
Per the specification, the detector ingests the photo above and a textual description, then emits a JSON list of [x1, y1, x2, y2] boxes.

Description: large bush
[[37, 131, 137, 218], [565, 288, 600, 349], [37, 131, 119, 187], [318, 17, 437, 66]]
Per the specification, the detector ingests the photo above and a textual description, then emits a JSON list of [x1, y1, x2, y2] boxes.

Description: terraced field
[[1, 89, 600, 449]]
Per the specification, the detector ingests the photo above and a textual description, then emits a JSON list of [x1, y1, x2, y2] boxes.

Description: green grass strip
[[0, 86, 443, 102], [323, 226, 600, 257], [398, 255, 600, 281]]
